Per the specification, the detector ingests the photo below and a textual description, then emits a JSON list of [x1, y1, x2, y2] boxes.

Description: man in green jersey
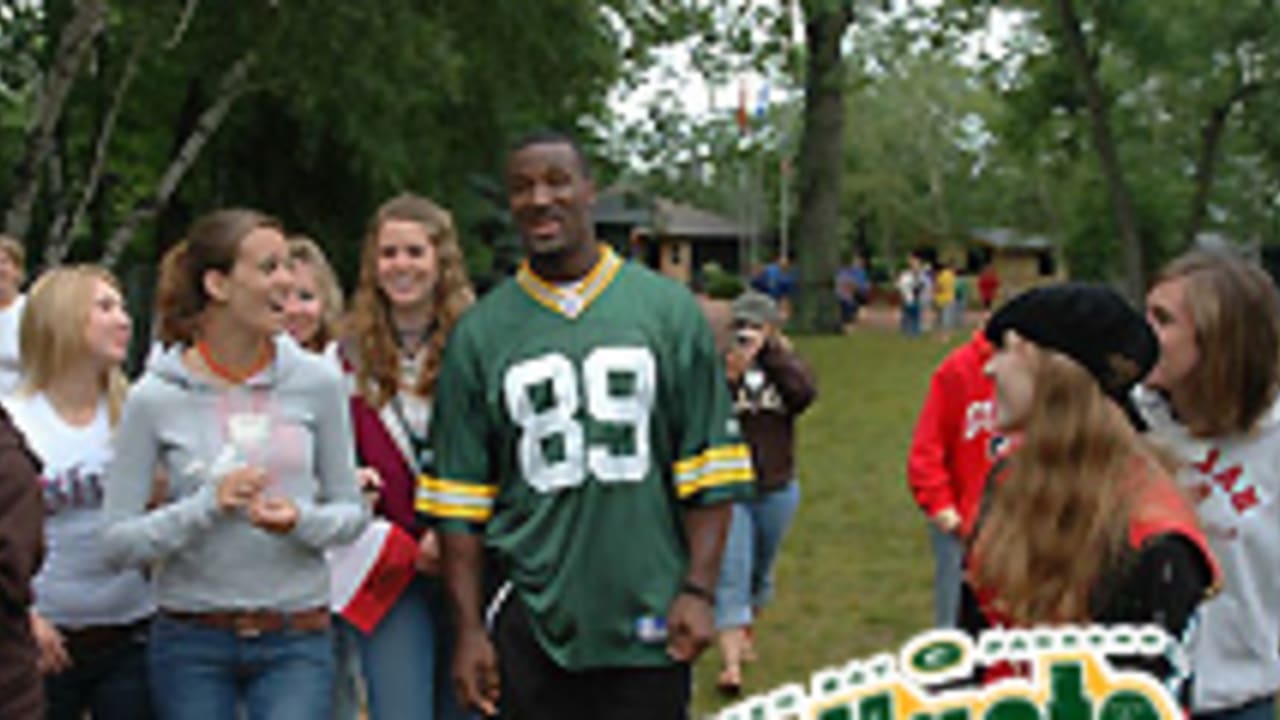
[[419, 130, 753, 719]]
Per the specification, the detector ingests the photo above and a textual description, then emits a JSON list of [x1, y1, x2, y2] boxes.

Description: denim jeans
[[715, 481, 801, 629], [901, 303, 922, 336], [45, 623, 154, 720], [928, 523, 964, 628], [330, 615, 363, 720], [148, 613, 334, 720], [343, 575, 472, 720], [1193, 695, 1276, 720]]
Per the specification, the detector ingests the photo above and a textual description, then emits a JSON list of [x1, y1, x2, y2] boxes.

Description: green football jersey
[[419, 246, 753, 670]]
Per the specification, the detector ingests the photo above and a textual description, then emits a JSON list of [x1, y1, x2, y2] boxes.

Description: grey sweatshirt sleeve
[[290, 369, 368, 549], [103, 386, 221, 567]]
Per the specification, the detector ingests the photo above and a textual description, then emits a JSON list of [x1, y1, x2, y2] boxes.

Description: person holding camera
[[714, 291, 817, 694]]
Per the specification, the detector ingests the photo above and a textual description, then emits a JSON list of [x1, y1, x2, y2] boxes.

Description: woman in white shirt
[[7, 265, 154, 719]]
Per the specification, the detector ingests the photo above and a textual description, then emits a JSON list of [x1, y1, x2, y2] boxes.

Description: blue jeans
[[928, 523, 964, 628], [343, 575, 471, 720], [148, 614, 334, 720], [715, 481, 801, 629], [1193, 695, 1276, 720], [45, 623, 154, 720], [901, 303, 922, 336]]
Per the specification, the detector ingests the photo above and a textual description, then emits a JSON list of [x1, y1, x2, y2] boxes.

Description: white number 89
[[503, 347, 655, 493]]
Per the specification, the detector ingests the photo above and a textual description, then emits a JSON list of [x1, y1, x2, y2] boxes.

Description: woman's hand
[[248, 495, 299, 534], [30, 611, 71, 675], [215, 467, 268, 512], [356, 467, 382, 509]]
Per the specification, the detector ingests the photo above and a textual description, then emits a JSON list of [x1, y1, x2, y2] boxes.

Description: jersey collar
[[516, 244, 623, 319]]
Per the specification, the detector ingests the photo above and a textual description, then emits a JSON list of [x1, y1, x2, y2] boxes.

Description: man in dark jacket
[[0, 404, 44, 719]]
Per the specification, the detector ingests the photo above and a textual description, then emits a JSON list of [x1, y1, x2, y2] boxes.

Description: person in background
[[906, 329, 996, 627], [932, 262, 957, 340], [751, 254, 796, 321], [340, 194, 474, 720], [715, 290, 816, 695], [284, 236, 344, 362], [103, 208, 368, 720], [965, 284, 1219, 704], [1136, 250, 1280, 720], [977, 263, 999, 312], [0, 398, 45, 719], [9, 266, 154, 720], [834, 254, 870, 331], [0, 234, 29, 394], [896, 254, 925, 337]]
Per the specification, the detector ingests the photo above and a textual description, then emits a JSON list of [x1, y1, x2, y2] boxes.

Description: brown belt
[[161, 607, 330, 638]]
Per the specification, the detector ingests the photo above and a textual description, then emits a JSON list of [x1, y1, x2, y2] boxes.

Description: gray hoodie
[[104, 335, 367, 612]]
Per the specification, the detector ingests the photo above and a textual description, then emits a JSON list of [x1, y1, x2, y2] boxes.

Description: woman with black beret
[[962, 283, 1220, 703]]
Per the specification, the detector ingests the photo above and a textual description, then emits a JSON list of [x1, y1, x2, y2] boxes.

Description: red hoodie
[[907, 331, 998, 537]]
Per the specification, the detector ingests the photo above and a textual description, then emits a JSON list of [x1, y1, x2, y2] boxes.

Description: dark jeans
[[493, 592, 690, 720], [148, 613, 333, 720], [45, 622, 154, 720]]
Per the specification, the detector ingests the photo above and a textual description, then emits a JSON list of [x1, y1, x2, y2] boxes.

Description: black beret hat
[[984, 283, 1159, 405]]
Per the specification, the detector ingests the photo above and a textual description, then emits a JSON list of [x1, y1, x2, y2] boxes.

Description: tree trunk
[[3, 0, 107, 240], [1052, 0, 1144, 297], [792, 0, 853, 333], [45, 40, 143, 268], [1182, 81, 1262, 249], [101, 53, 256, 268]]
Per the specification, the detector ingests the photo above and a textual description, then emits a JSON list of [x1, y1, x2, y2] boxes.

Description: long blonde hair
[[345, 194, 474, 407], [972, 348, 1163, 624], [19, 265, 130, 424]]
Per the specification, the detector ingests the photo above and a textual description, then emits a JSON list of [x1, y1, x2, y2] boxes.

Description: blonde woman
[[5, 266, 153, 719], [103, 209, 367, 719], [1137, 250, 1280, 720], [339, 194, 473, 720], [0, 234, 28, 393], [967, 284, 1219, 703], [284, 236, 344, 360]]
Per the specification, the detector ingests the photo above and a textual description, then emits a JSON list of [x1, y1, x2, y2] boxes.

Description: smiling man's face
[[506, 141, 595, 261]]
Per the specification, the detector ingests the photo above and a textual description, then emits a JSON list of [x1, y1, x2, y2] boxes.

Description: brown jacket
[[0, 403, 44, 719], [731, 339, 817, 491]]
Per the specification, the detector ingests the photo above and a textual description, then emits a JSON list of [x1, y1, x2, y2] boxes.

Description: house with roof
[[593, 186, 751, 285]]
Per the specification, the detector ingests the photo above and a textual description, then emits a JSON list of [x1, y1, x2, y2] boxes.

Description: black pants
[[493, 592, 690, 720]]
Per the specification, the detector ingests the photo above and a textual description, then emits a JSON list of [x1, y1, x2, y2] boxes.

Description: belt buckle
[[233, 614, 262, 639]]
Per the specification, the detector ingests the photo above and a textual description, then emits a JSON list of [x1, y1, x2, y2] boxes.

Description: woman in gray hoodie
[[103, 209, 367, 720]]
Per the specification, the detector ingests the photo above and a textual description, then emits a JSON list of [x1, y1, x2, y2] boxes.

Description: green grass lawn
[[692, 327, 965, 716]]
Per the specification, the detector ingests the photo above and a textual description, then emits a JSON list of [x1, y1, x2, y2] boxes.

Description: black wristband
[[680, 580, 715, 604]]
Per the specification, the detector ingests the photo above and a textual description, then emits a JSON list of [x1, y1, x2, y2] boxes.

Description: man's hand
[[31, 611, 71, 675], [932, 507, 962, 536], [665, 590, 715, 663], [416, 529, 442, 575], [453, 626, 500, 716]]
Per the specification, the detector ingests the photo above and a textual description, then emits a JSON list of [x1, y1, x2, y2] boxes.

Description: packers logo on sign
[[714, 626, 1182, 720]]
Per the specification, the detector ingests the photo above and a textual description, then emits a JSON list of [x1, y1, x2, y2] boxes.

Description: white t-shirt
[[4, 391, 154, 628], [0, 294, 26, 394]]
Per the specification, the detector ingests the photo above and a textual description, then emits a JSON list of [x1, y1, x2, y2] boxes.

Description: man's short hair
[[507, 129, 592, 179]]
